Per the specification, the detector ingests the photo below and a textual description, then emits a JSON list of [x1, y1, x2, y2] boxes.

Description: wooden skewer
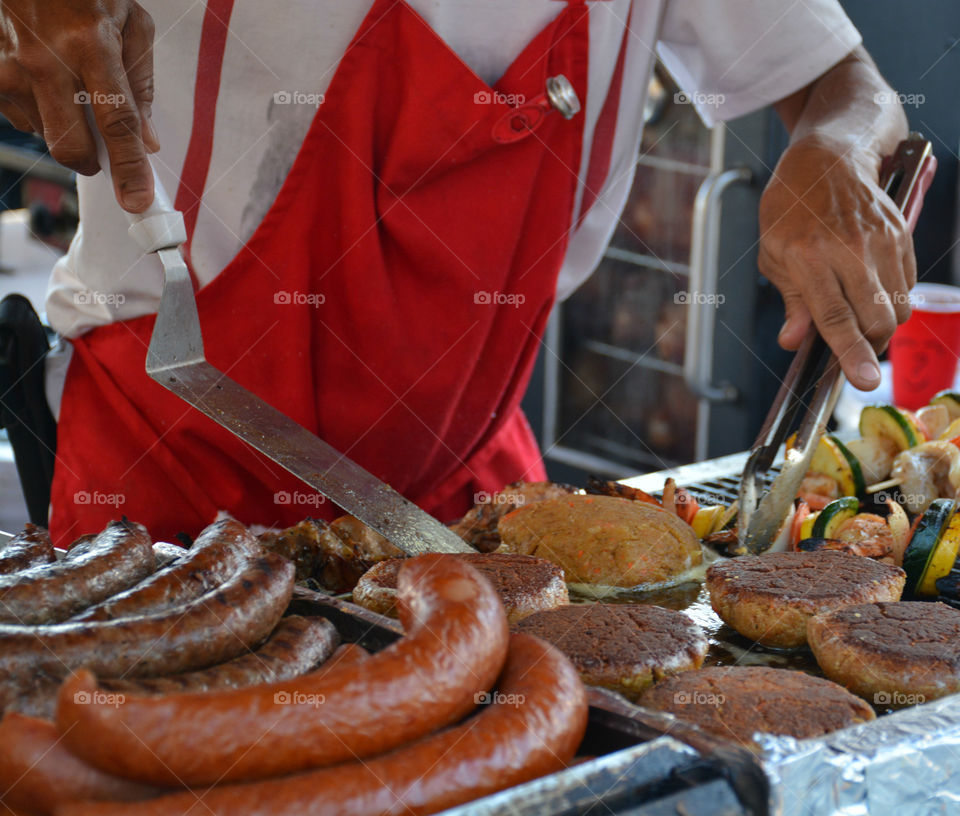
[[865, 477, 900, 494]]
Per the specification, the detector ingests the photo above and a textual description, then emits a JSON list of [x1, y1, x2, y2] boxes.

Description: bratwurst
[[57, 554, 510, 787]]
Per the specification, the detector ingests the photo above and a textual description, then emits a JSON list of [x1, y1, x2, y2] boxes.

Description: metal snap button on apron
[[491, 74, 581, 144]]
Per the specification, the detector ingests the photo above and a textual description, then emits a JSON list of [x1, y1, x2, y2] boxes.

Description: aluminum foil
[[759, 692, 960, 815]]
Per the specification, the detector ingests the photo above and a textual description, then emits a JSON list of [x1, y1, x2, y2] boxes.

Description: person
[[0, 0, 914, 545]]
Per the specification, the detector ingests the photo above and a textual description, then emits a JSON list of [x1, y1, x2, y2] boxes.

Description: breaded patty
[[451, 481, 579, 552], [351, 553, 568, 624], [706, 551, 905, 648], [639, 666, 875, 747], [808, 601, 960, 705], [513, 603, 707, 696], [497, 495, 701, 587]]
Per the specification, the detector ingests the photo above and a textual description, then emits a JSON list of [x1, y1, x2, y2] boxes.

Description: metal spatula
[[92, 128, 472, 556]]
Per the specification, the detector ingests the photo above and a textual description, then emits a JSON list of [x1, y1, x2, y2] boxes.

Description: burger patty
[[497, 494, 701, 587], [706, 550, 905, 648], [639, 666, 875, 747], [513, 603, 707, 696], [808, 601, 960, 705], [351, 553, 568, 624]]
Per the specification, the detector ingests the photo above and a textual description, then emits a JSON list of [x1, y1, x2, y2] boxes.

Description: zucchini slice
[[939, 417, 960, 443], [903, 498, 957, 596], [808, 436, 863, 496], [918, 510, 960, 597], [811, 496, 860, 538], [799, 510, 821, 541], [932, 391, 960, 421], [859, 405, 924, 453]]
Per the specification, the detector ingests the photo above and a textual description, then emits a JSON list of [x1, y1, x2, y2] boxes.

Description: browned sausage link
[[72, 518, 259, 622], [60, 633, 588, 816], [0, 553, 294, 684], [0, 521, 155, 625], [100, 615, 340, 695], [0, 713, 162, 816], [0, 524, 55, 575], [57, 554, 510, 787]]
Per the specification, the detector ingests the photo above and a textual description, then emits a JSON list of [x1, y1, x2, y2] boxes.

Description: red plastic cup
[[890, 283, 960, 410]]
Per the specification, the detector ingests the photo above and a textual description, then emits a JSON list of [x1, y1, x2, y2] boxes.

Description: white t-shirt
[[44, 0, 861, 338]]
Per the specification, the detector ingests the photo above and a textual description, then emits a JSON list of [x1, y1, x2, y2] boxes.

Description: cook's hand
[[758, 133, 915, 391], [0, 0, 159, 212]]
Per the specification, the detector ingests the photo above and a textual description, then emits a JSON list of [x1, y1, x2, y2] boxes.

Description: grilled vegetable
[[811, 497, 860, 539], [931, 391, 960, 421], [860, 405, 924, 453], [903, 498, 957, 596]]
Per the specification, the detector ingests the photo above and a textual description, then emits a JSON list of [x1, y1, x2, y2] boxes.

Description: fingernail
[[121, 187, 151, 212], [858, 361, 881, 386]]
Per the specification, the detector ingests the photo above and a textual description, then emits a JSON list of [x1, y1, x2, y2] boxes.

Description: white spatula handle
[[86, 107, 187, 253]]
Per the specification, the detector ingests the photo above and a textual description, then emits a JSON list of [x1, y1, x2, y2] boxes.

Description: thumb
[[121, 6, 158, 152], [777, 290, 811, 351]]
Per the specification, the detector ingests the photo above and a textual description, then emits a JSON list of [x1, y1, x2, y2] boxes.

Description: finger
[[801, 267, 882, 390], [777, 290, 811, 350], [32, 75, 99, 175], [122, 4, 158, 152], [0, 94, 42, 134], [81, 51, 153, 212]]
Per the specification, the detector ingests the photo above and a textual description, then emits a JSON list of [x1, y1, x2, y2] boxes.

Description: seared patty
[[706, 550, 905, 648], [513, 603, 707, 696], [639, 666, 874, 747], [808, 601, 960, 705], [497, 494, 701, 587], [352, 553, 568, 624]]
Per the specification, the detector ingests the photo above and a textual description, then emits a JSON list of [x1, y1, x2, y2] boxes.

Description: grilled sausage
[[59, 633, 587, 816], [0, 553, 294, 683], [0, 713, 162, 816], [72, 518, 259, 622], [57, 554, 509, 787], [100, 615, 339, 695], [5, 616, 343, 720], [0, 521, 154, 625], [0, 524, 55, 575]]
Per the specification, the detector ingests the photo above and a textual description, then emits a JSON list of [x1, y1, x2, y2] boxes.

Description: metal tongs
[[737, 133, 937, 554]]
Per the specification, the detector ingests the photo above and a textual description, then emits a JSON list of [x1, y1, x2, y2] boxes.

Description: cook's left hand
[[758, 132, 915, 391]]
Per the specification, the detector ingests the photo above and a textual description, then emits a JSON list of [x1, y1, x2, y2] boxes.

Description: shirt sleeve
[[656, 0, 862, 126]]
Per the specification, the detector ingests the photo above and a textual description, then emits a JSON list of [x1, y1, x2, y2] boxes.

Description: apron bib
[[50, 0, 591, 544]]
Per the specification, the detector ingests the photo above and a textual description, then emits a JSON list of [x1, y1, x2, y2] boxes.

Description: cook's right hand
[[0, 0, 159, 212]]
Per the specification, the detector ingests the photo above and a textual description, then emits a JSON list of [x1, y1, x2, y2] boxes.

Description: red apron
[[49, 0, 591, 545]]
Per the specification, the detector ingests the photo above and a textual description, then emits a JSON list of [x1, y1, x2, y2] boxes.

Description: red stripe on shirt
[[175, 0, 236, 285]]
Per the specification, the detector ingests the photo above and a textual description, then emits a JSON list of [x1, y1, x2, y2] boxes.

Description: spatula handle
[[85, 107, 187, 253]]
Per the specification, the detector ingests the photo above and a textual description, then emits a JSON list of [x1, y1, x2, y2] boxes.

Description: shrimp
[[830, 513, 894, 560], [890, 441, 960, 514], [798, 472, 840, 510]]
